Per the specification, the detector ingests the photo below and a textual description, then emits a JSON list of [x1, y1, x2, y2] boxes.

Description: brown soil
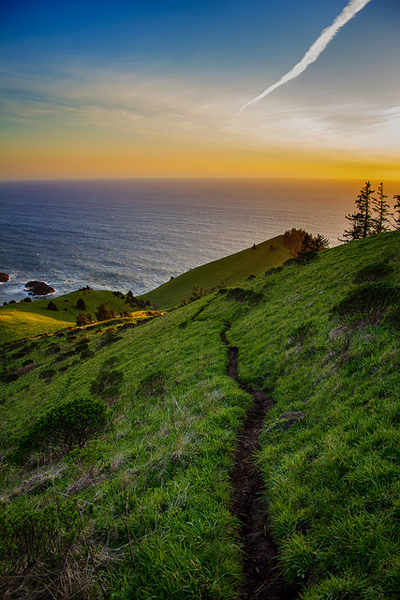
[[221, 325, 298, 600]]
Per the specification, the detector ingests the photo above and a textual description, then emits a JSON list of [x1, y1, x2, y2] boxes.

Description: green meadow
[[0, 230, 399, 599]]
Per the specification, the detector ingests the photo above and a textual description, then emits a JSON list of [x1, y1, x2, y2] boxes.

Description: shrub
[[225, 287, 264, 305], [13, 397, 107, 461], [331, 282, 400, 325], [0, 500, 107, 599], [95, 303, 115, 321], [288, 322, 314, 347], [76, 313, 88, 326], [76, 297, 86, 310], [265, 266, 283, 277], [353, 262, 394, 284], [90, 369, 124, 400], [39, 368, 56, 381], [137, 371, 166, 398]]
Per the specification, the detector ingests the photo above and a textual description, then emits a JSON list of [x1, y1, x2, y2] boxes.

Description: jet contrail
[[240, 0, 372, 113]]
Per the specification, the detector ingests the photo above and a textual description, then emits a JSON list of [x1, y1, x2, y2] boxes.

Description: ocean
[[0, 178, 385, 304]]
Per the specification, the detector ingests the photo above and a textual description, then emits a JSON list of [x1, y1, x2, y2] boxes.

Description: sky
[[0, 0, 399, 180]]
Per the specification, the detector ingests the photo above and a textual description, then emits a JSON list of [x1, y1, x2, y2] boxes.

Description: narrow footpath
[[221, 325, 297, 600]]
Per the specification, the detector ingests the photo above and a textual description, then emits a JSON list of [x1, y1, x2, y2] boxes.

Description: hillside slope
[[0, 230, 399, 600], [139, 234, 290, 309], [0, 235, 290, 343]]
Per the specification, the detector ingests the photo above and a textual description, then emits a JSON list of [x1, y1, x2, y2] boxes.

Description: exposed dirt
[[221, 325, 297, 600]]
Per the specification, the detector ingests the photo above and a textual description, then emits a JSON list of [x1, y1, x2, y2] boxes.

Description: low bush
[[288, 322, 314, 347], [90, 369, 124, 400], [353, 262, 394, 284], [12, 397, 107, 462], [0, 500, 107, 599], [265, 266, 283, 277], [331, 282, 400, 325], [137, 371, 166, 398], [225, 287, 264, 305]]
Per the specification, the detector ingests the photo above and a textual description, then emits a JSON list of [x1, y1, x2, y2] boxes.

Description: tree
[[393, 194, 400, 229], [299, 232, 329, 254], [76, 297, 86, 311], [283, 228, 307, 256], [341, 181, 375, 242], [372, 182, 391, 234], [95, 303, 115, 321], [76, 313, 88, 326]]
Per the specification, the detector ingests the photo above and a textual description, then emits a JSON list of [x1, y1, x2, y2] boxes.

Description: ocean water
[[0, 178, 372, 304]]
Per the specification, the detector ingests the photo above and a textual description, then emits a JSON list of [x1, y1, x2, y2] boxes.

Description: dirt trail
[[221, 326, 297, 600]]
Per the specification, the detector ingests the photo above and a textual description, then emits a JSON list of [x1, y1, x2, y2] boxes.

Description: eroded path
[[221, 325, 297, 600]]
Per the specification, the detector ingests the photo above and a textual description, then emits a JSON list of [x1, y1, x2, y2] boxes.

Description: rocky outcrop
[[0, 273, 10, 283], [25, 281, 56, 296]]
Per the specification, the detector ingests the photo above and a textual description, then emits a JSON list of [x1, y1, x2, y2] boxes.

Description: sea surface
[[0, 178, 385, 304]]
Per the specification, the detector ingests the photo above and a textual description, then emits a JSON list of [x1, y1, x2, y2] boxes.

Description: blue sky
[[0, 0, 399, 179]]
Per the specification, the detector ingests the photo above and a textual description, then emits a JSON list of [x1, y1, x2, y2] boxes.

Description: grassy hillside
[[0, 289, 149, 344], [0, 235, 290, 343], [139, 234, 290, 309], [0, 230, 399, 600]]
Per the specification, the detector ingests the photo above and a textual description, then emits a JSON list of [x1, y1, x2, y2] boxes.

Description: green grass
[[0, 229, 399, 599], [139, 234, 290, 309]]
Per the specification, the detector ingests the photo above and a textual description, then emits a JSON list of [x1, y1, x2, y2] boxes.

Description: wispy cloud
[[0, 60, 398, 160], [240, 0, 372, 113]]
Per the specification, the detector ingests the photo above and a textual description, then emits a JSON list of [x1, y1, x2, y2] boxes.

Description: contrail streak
[[240, 0, 372, 113]]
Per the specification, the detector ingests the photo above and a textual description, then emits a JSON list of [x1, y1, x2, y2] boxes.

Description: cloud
[[240, 0, 373, 112]]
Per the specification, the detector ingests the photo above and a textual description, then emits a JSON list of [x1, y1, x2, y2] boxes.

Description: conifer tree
[[372, 182, 391, 234], [393, 194, 400, 229], [341, 181, 375, 242]]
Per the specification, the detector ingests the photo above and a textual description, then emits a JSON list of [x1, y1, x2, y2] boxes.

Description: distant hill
[[0, 234, 290, 342], [139, 234, 290, 309]]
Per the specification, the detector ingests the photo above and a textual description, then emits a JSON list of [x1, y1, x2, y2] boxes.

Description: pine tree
[[299, 232, 329, 254], [341, 181, 375, 242], [372, 182, 391, 234], [393, 194, 400, 229]]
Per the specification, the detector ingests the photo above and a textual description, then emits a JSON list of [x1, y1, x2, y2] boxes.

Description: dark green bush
[[331, 282, 400, 325], [76, 297, 86, 311], [0, 500, 105, 599], [76, 312, 88, 326], [90, 369, 124, 399], [265, 266, 283, 277], [95, 303, 115, 321], [225, 287, 264, 305], [288, 322, 314, 346], [353, 262, 394, 284], [137, 371, 166, 398], [13, 397, 107, 461], [39, 368, 56, 381]]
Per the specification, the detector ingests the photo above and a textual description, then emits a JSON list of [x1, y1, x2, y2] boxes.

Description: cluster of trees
[[341, 182, 400, 242], [283, 228, 329, 257]]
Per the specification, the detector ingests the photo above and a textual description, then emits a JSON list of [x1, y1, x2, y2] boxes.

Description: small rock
[[267, 411, 306, 433], [0, 272, 10, 283], [278, 411, 306, 429]]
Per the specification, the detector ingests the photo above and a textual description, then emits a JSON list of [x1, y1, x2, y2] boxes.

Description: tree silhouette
[[76, 297, 86, 311], [95, 303, 115, 321], [393, 194, 400, 229], [341, 181, 375, 242], [372, 183, 391, 234]]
